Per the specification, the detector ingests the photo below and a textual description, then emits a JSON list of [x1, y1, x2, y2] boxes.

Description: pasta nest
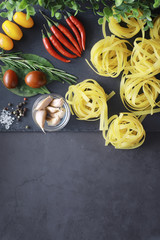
[[150, 16, 160, 40], [103, 112, 146, 149], [128, 38, 160, 79], [120, 74, 160, 114], [108, 12, 144, 39], [87, 35, 131, 78], [65, 79, 115, 130]]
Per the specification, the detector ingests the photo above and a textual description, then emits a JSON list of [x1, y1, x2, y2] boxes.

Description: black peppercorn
[[18, 103, 22, 107]]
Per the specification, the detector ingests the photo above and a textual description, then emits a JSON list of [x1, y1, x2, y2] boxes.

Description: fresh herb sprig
[[97, 0, 160, 30], [0, 52, 77, 97], [0, 0, 160, 30], [0, 52, 77, 84]]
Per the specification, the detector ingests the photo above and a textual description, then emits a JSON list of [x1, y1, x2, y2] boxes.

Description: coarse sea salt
[[0, 109, 15, 130]]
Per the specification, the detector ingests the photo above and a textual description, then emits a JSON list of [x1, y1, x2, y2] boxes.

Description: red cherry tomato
[[25, 71, 47, 88], [3, 69, 18, 88]]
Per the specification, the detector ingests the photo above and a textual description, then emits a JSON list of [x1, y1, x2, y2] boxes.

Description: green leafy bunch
[[0, 0, 160, 29], [0, 0, 36, 20], [97, 0, 160, 30]]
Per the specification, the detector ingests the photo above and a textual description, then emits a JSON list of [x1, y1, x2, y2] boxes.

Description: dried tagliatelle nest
[[120, 74, 160, 115], [102, 112, 146, 149], [120, 37, 160, 115], [150, 16, 160, 40], [65, 79, 115, 131], [86, 35, 131, 78], [108, 12, 144, 39], [84, 15, 160, 149], [128, 37, 160, 79]]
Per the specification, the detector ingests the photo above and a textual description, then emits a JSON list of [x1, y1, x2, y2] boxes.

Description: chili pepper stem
[[43, 24, 52, 38], [51, 20, 59, 27], [41, 29, 45, 39], [66, 12, 72, 17], [39, 10, 51, 23], [39, 10, 59, 27]]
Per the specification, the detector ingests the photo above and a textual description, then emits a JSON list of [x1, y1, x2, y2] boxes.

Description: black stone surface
[[0, 131, 160, 240], [1, 5, 160, 240]]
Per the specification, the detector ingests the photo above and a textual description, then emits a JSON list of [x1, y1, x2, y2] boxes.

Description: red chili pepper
[[41, 30, 70, 63], [43, 25, 77, 59], [64, 15, 82, 52], [53, 21, 81, 54], [40, 10, 81, 57], [67, 13, 86, 51], [47, 20, 81, 57]]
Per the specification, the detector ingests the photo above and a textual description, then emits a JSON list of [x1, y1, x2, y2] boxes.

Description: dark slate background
[[1, 4, 160, 240], [0, 131, 160, 240]]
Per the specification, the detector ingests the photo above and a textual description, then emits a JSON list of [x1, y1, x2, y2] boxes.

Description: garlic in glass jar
[[34, 95, 68, 132]]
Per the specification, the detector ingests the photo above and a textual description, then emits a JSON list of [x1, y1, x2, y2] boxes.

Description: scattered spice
[[0, 98, 29, 130], [0, 109, 15, 129]]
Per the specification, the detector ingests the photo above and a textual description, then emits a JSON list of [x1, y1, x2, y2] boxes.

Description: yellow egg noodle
[[86, 35, 131, 78], [65, 79, 115, 131], [102, 112, 146, 149], [102, 7, 145, 39], [120, 74, 160, 115], [84, 15, 160, 149], [127, 38, 160, 79], [120, 37, 160, 115], [150, 16, 160, 40], [107, 13, 144, 39]]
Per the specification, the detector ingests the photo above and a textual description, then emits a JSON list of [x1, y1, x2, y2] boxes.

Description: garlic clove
[[50, 98, 64, 108], [47, 115, 61, 126], [35, 96, 53, 110], [35, 110, 46, 133], [47, 113, 56, 118], [55, 107, 66, 119], [46, 106, 59, 114], [46, 116, 52, 121]]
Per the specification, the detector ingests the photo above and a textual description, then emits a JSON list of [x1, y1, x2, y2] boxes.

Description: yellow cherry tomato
[[13, 12, 34, 28], [0, 33, 14, 50], [2, 20, 23, 41]]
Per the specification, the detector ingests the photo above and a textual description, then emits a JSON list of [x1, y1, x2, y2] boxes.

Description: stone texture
[[0, 132, 160, 240]]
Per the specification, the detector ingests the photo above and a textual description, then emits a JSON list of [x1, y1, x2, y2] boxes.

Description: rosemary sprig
[[0, 52, 77, 84]]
